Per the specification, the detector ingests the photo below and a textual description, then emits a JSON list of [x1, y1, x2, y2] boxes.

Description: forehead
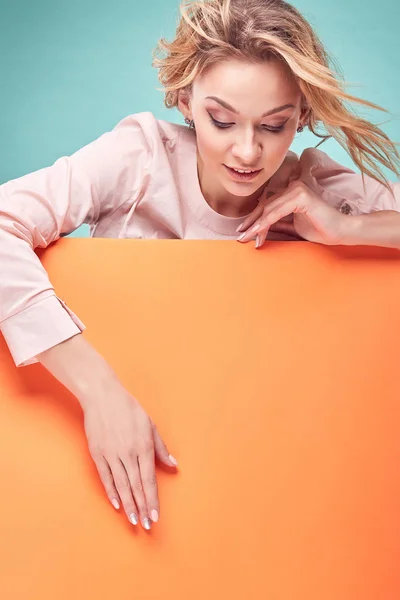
[[192, 58, 301, 111]]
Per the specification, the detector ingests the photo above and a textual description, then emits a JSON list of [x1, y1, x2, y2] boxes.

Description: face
[[178, 58, 305, 214]]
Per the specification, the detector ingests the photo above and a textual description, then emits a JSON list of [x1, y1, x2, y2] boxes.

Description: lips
[[224, 165, 262, 181], [227, 166, 261, 173]]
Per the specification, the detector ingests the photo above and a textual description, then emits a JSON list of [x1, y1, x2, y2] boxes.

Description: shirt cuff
[[0, 295, 86, 367]]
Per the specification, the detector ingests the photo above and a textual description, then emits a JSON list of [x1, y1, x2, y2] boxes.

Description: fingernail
[[236, 222, 244, 232], [169, 454, 178, 466], [129, 513, 138, 525], [237, 233, 246, 241], [151, 510, 159, 523], [142, 517, 151, 530], [256, 235, 261, 248], [111, 498, 120, 510]]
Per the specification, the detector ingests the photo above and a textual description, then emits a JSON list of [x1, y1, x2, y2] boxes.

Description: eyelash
[[208, 115, 285, 134]]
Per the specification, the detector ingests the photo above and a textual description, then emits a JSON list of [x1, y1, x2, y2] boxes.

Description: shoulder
[[298, 147, 355, 178], [110, 111, 188, 152], [296, 147, 399, 213]]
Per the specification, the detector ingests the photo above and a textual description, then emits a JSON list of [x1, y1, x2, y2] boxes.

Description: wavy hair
[[152, 0, 399, 195]]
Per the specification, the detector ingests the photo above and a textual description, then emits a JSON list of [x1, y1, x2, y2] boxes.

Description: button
[[340, 203, 352, 215]]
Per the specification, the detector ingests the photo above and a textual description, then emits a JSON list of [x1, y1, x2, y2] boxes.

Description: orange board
[[1, 238, 400, 600]]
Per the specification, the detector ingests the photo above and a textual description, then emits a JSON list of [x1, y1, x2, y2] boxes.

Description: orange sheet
[[1, 239, 400, 600]]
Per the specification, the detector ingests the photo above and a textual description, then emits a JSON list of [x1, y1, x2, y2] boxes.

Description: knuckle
[[264, 215, 274, 226], [100, 473, 119, 498], [98, 467, 112, 486], [133, 478, 144, 494], [144, 473, 158, 488], [116, 474, 131, 492], [121, 448, 138, 463], [139, 441, 154, 456], [94, 457, 111, 481], [134, 495, 147, 514]]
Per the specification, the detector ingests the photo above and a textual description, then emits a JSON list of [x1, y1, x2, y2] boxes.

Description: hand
[[236, 180, 349, 248], [82, 378, 178, 530]]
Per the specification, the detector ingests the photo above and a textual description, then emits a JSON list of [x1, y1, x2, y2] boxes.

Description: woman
[[0, 0, 399, 532]]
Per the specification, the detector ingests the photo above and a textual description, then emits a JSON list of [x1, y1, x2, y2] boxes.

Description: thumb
[[152, 422, 178, 467]]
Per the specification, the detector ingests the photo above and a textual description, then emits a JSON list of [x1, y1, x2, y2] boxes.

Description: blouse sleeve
[[0, 112, 153, 367], [297, 147, 400, 215]]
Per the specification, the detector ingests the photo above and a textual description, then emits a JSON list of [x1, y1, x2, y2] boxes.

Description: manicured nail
[[142, 517, 151, 530], [169, 454, 178, 466], [255, 235, 261, 248], [129, 513, 138, 525], [237, 233, 246, 241], [151, 510, 159, 523], [111, 498, 120, 510], [251, 224, 260, 233], [236, 222, 244, 232]]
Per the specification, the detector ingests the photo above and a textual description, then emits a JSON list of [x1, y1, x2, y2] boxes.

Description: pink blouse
[[0, 111, 398, 367]]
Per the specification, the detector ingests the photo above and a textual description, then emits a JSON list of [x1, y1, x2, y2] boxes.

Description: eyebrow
[[205, 95, 296, 117]]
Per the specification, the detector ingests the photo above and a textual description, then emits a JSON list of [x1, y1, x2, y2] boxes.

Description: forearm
[[342, 210, 400, 249], [36, 335, 120, 410]]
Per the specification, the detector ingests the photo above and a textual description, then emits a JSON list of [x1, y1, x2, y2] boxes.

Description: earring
[[297, 125, 304, 133], [184, 117, 195, 130]]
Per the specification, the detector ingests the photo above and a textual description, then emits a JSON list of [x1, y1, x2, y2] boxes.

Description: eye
[[208, 115, 232, 129], [262, 125, 285, 134], [208, 113, 285, 134]]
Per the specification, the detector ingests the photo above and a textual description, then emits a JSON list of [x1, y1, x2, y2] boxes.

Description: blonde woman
[[0, 0, 399, 532]]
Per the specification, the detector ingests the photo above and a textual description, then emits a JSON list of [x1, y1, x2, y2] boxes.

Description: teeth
[[233, 168, 255, 174]]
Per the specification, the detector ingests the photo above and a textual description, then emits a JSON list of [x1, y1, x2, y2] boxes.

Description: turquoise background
[[0, 0, 398, 237]]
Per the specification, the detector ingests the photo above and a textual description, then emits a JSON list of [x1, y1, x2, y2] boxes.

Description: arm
[[0, 113, 151, 366], [295, 148, 400, 249], [36, 334, 119, 411], [0, 113, 176, 527], [342, 209, 400, 249]]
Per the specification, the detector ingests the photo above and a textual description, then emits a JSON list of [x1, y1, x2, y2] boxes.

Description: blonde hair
[[152, 0, 399, 196]]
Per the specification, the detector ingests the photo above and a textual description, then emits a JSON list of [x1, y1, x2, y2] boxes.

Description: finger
[[237, 190, 298, 243], [122, 454, 153, 530], [256, 219, 298, 249], [238, 199, 287, 244], [94, 454, 122, 512], [259, 198, 301, 233], [110, 458, 140, 527], [252, 195, 302, 245], [269, 221, 298, 236], [236, 203, 264, 233], [152, 422, 178, 468], [138, 445, 160, 526], [236, 187, 288, 233], [255, 230, 268, 249]]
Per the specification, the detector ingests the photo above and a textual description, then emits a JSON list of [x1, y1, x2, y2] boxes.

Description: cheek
[[196, 131, 226, 162], [262, 142, 287, 167], [260, 134, 296, 178], [266, 128, 296, 159]]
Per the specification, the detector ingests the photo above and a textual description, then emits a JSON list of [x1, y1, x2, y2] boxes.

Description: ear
[[299, 101, 311, 128], [177, 88, 192, 120]]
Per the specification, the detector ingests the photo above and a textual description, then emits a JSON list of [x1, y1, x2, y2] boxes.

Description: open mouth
[[224, 165, 262, 181]]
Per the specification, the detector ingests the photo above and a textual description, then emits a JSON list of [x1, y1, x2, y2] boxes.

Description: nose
[[231, 130, 262, 166]]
